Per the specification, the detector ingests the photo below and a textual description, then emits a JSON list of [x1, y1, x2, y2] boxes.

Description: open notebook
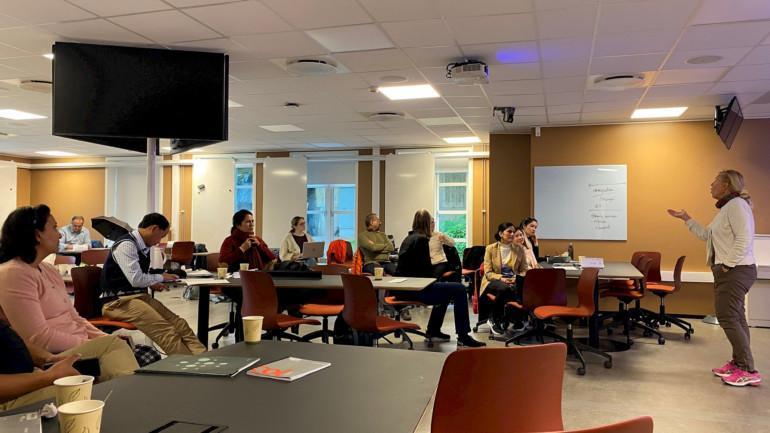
[[137, 355, 259, 378], [247, 357, 331, 382]]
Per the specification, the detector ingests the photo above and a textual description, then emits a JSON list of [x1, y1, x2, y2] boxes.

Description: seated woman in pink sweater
[[0, 205, 138, 381]]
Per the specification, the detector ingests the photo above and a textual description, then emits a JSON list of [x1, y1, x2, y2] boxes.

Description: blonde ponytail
[[719, 169, 752, 207]]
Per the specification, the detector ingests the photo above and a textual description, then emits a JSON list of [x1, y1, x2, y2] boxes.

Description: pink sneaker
[[712, 360, 737, 377], [722, 369, 762, 387]]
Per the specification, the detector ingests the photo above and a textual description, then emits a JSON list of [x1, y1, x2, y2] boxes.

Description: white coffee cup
[[243, 316, 264, 344], [373, 267, 384, 280], [217, 267, 228, 279], [58, 399, 104, 433], [54, 375, 94, 407], [239, 263, 249, 271]]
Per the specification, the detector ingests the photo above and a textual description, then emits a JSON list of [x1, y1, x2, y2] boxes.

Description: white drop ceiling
[[0, 0, 768, 158]]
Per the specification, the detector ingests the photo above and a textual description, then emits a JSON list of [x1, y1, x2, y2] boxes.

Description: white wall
[[192, 158, 234, 249], [385, 153, 435, 247], [262, 157, 307, 247], [0, 161, 17, 227], [106, 165, 146, 229], [307, 161, 356, 185]]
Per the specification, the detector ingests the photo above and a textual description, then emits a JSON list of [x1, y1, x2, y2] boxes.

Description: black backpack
[[462, 245, 486, 270]]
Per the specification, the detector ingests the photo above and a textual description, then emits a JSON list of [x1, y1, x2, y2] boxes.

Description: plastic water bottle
[[568, 242, 574, 261]]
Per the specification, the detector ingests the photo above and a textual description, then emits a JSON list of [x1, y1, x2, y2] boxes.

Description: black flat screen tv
[[52, 42, 228, 154], [714, 96, 742, 150]]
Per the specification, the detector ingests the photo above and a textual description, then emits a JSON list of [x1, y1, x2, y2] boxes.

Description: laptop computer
[[301, 241, 325, 259]]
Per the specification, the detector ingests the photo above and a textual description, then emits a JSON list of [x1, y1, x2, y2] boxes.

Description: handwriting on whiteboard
[[587, 182, 626, 231]]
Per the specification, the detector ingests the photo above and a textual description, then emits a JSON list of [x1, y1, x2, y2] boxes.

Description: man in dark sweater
[[100, 213, 205, 355]]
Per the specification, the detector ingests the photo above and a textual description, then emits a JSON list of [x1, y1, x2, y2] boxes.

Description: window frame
[[307, 183, 357, 252], [233, 164, 255, 213], [435, 169, 469, 253]]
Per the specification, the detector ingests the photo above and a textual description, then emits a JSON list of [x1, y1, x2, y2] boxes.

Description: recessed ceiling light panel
[[443, 136, 481, 144], [259, 124, 304, 132], [35, 150, 76, 156], [0, 109, 47, 120], [631, 107, 688, 119], [377, 84, 439, 100]]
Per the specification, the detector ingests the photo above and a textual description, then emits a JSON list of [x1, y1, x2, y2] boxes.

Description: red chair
[[54, 255, 76, 265], [646, 256, 693, 339], [240, 270, 319, 342], [340, 274, 420, 349], [170, 241, 195, 267], [504, 268, 567, 345], [80, 249, 110, 265], [300, 264, 348, 343], [71, 266, 136, 332], [533, 268, 612, 375], [432, 343, 567, 433], [557, 416, 653, 433]]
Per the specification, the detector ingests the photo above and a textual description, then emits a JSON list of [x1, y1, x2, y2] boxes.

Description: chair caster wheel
[[211, 343, 219, 349], [604, 360, 613, 369], [689, 328, 695, 335], [684, 333, 691, 341], [665, 322, 671, 327], [577, 367, 586, 376], [658, 337, 665, 345]]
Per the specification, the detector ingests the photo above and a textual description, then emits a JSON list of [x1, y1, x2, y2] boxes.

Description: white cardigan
[[686, 197, 755, 267], [279, 232, 314, 261]]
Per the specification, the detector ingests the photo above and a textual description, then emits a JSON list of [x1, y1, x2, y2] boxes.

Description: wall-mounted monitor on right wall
[[714, 96, 743, 150]]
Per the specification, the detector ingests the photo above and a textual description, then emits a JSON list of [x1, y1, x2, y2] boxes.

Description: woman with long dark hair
[[219, 209, 277, 273]]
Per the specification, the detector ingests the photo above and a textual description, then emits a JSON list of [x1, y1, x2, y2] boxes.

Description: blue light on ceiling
[[495, 48, 539, 64]]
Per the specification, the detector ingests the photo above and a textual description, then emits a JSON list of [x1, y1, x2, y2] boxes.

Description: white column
[[371, 148, 380, 215], [146, 138, 158, 213]]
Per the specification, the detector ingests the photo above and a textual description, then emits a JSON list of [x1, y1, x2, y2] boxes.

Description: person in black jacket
[[394, 209, 485, 348]]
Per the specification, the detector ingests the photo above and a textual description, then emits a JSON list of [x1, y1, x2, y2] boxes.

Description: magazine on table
[[247, 357, 331, 382]]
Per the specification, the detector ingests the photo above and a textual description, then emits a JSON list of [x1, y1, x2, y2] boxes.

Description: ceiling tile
[[542, 58, 588, 78], [434, 84, 485, 97], [42, 19, 153, 45], [263, 0, 371, 29], [232, 32, 327, 59], [665, 47, 752, 69], [547, 104, 582, 115], [487, 63, 541, 80], [581, 100, 637, 113], [709, 80, 770, 95], [436, 0, 533, 17], [0, 56, 52, 78], [306, 25, 394, 53], [536, 5, 596, 39], [445, 96, 489, 108], [0, 42, 32, 59], [539, 37, 592, 61], [358, 0, 440, 21], [594, 30, 679, 57], [170, 38, 251, 61], [655, 67, 727, 85], [545, 91, 584, 105], [488, 93, 545, 106], [743, 103, 770, 116], [535, 0, 597, 11], [692, 0, 770, 25], [0, 0, 95, 25], [678, 21, 770, 51], [334, 49, 413, 72], [0, 27, 58, 54], [183, 2, 292, 36], [598, 0, 698, 34], [722, 64, 770, 82], [356, 68, 425, 86], [548, 112, 581, 123], [403, 46, 463, 68], [68, 0, 171, 16], [583, 88, 644, 102], [740, 45, 770, 65], [590, 53, 666, 75], [165, 0, 241, 7], [109, 10, 220, 43], [447, 14, 536, 45], [515, 106, 546, 115], [460, 42, 539, 65], [0, 14, 26, 30], [581, 110, 633, 122], [485, 79, 542, 95], [644, 83, 714, 98], [228, 60, 290, 80], [543, 76, 586, 93], [382, 20, 454, 48]]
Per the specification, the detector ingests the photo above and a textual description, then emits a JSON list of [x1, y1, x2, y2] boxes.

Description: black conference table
[[27, 341, 446, 433], [183, 275, 437, 348]]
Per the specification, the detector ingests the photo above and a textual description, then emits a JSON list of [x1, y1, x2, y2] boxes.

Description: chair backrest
[[54, 255, 76, 265], [576, 267, 600, 313], [432, 343, 567, 433], [636, 256, 654, 286], [171, 241, 195, 264], [522, 268, 567, 309], [671, 255, 686, 292], [311, 264, 348, 304], [633, 251, 661, 283], [240, 270, 281, 329], [71, 266, 103, 319], [206, 252, 221, 272], [80, 249, 109, 265], [313, 264, 350, 275], [560, 416, 653, 433], [340, 274, 379, 332]]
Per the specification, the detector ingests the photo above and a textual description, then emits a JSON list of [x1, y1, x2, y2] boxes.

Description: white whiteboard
[[534, 165, 627, 240], [755, 235, 770, 267]]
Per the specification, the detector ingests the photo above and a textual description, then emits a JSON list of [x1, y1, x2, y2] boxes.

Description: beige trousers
[[102, 293, 206, 355], [0, 334, 138, 411]]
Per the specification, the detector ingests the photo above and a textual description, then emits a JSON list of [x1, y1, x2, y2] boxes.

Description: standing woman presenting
[[668, 170, 760, 387]]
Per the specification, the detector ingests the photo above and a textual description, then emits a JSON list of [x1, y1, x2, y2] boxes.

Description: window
[[307, 184, 356, 253], [436, 170, 468, 255], [234, 166, 253, 212]]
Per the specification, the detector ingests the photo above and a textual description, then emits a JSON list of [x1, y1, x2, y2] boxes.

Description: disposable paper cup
[[374, 267, 384, 280], [217, 267, 228, 279], [53, 375, 94, 407], [243, 316, 264, 344], [239, 263, 249, 271], [58, 400, 104, 433]]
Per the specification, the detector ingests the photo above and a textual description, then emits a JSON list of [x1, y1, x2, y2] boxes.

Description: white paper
[[388, 278, 407, 283], [183, 278, 230, 286], [71, 244, 89, 252], [580, 257, 605, 268], [185, 269, 213, 278]]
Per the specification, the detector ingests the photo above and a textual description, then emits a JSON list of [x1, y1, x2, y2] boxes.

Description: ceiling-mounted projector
[[446, 60, 489, 85]]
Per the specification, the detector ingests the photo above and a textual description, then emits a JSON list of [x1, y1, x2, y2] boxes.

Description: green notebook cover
[[137, 355, 259, 377]]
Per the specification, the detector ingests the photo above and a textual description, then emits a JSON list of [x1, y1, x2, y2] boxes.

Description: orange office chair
[[504, 268, 567, 345], [432, 343, 567, 433], [80, 249, 109, 265], [533, 268, 612, 375], [170, 241, 195, 267], [340, 274, 420, 349], [240, 270, 320, 342], [71, 266, 137, 333], [300, 264, 348, 343], [646, 255, 692, 339], [54, 255, 76, 265], [557, 416, 653, 433]]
